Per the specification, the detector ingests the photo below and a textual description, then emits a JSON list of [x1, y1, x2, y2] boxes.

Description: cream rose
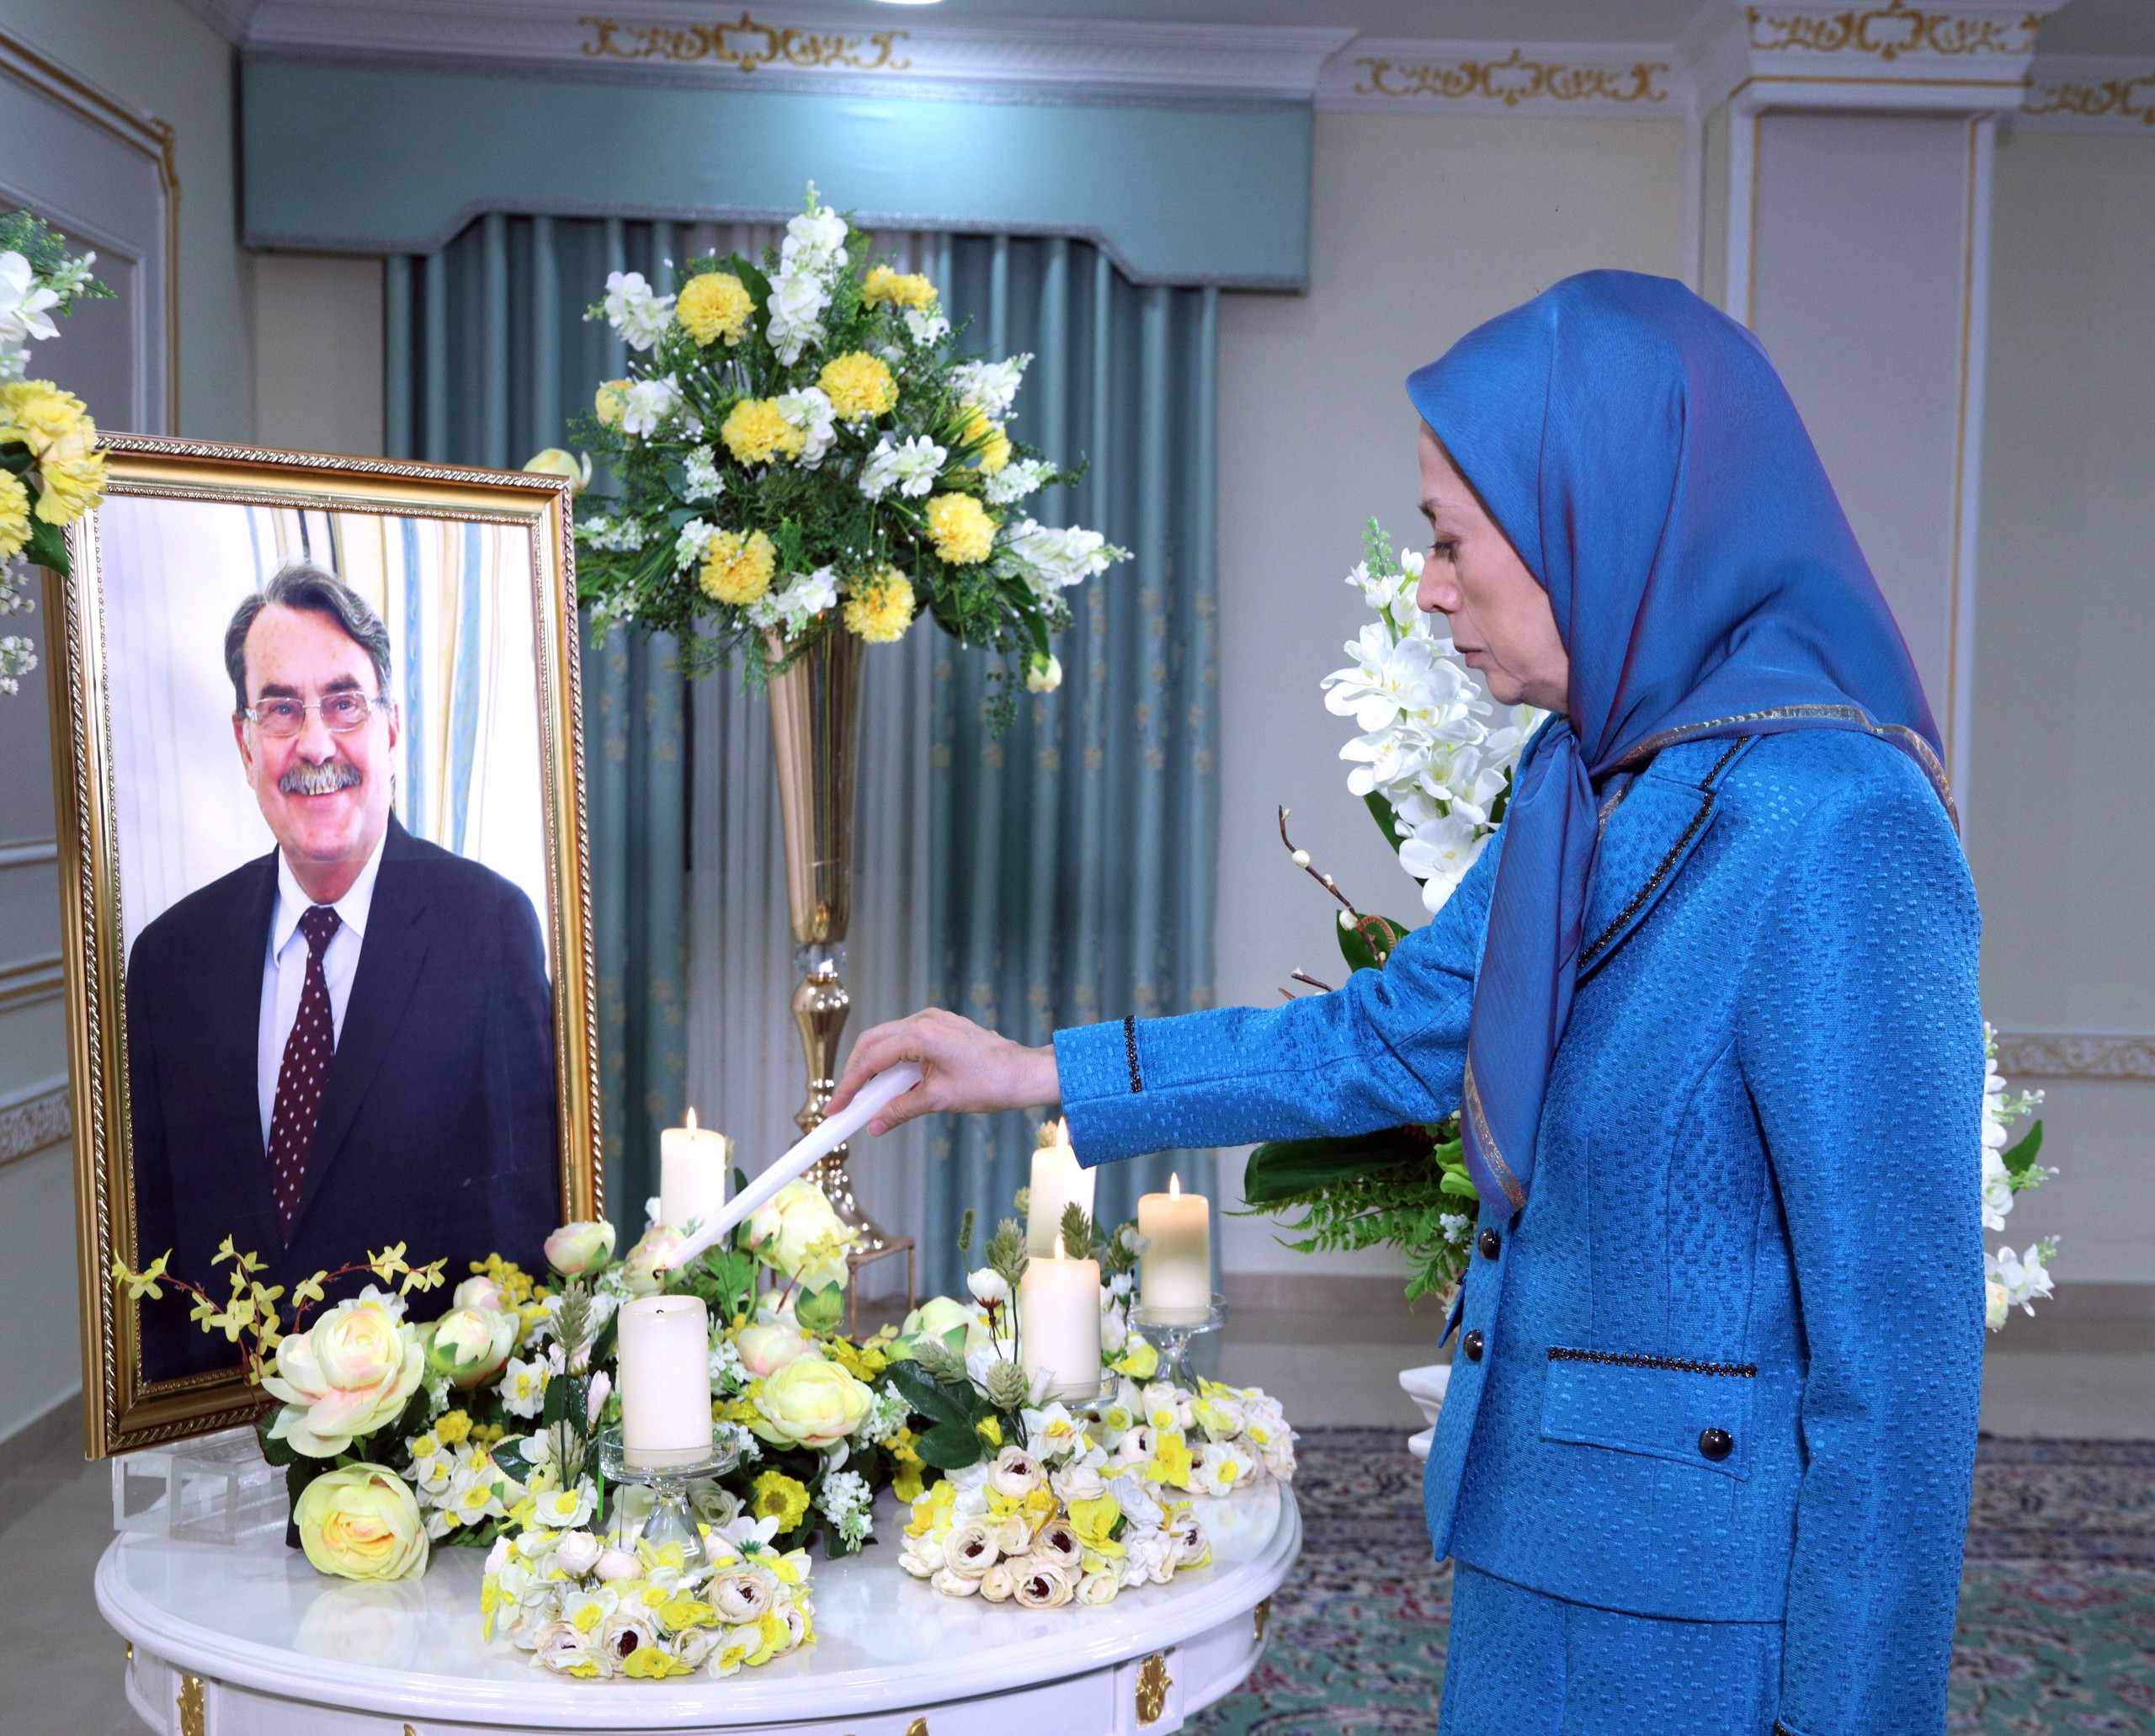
[[263, 1293, 426, 1458], [735, 1323, 811, 1379], [979, 1563, 1017, 1602], [424, 1306, 519, 1390], [1012, 1560, 1075, 1609], [942, 1519, 998, 1579], [988, 1445, 1046, 1499], [709, 1568, 774, 1623], [744, 1180, 854, 1289], [544, 1220, 616, 1277], [294, 1464, 429, 1582], [749, 1354, 873, 1450]]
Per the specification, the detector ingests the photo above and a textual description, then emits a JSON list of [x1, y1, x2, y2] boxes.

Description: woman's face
[[1415, 424, 1569, 714]]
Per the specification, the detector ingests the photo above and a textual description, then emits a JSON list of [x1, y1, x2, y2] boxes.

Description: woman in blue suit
[[833, 271, 1983, 1735]]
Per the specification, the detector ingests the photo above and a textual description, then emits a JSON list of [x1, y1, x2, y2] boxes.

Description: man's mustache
[[279, 758, 363, 796]]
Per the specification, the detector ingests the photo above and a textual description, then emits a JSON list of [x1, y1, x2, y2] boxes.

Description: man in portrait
[[126, 562, 559, 1382]]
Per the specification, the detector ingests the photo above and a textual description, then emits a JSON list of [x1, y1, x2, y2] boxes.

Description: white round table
[[97, 1483, 1300, 1735]]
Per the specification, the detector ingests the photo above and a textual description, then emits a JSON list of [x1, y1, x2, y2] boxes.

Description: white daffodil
[[500, 1355, 549, 1419], [602, 270, 674, 352]]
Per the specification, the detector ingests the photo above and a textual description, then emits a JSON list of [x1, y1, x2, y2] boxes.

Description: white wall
[[1967, 125, 2155, 1284], [0, 0, 253, 1446], [253, 253, 386, 457], [1212, 111, 1688, 1276]]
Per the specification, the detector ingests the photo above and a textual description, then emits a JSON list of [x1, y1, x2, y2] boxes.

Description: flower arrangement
[[567, 184, 1126, 717], [482, 1521, 814, 1680], [1244, 517, 2067, 1318], [1982, 1023, 2057, 1329], [886, 1191, 1295, 1607], [0, 210, 114, 690]]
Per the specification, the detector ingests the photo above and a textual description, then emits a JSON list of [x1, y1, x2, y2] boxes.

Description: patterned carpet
[[1192, 1430, 2155, 1735]]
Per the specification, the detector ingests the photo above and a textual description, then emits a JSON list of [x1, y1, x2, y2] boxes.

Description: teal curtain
[[386, 216, 689, 1242], [923, 237, 1221, 1295]]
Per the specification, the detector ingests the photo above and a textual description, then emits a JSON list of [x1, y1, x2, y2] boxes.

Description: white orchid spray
[[1980, 1024, 2057, 1329], [1322, 521, 1541, 912]]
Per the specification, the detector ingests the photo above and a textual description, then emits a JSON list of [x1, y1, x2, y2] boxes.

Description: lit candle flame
[[686, 1105, 699, 1132], [1053, 1232, 1067, 1259], [1168, 1171, 1181, 1197], [1055, 1116, 1071, 1145]]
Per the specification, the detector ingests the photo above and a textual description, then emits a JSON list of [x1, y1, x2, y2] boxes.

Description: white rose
[[592, 1547, 641, 1583], [987, 1446, 1045, 1498], [979, 1563, 1016, 1603], [1077, 1570, 1119, 1606], [553, 1530, 602, 1576]]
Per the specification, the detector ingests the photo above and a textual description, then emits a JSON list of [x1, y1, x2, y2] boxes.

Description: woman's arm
[[1737, 776, 1984, 1736], [833, 835, 1500, 1164]]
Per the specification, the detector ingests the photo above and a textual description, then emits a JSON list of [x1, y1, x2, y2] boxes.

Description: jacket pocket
[[1540, 1347, 1757, 1482]]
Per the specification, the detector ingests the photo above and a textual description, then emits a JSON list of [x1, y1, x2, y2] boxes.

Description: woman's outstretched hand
[[828, 1008, 1061, 1137]]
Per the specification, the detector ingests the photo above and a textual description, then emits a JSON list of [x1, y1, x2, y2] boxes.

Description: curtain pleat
[[922, 239, 1221, 1297], [386, 220, 1220, 1287]]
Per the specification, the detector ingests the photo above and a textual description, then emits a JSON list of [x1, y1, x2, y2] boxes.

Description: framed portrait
[[50, 436, 602, 1455]]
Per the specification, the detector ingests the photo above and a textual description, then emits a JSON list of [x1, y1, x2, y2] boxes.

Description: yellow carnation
[[721, 397, 806, 466], [676, 271, 753, 347], [862, 265, 938, 311], [699, 528, 777, 605], [594, 379, 631, 429], [0, 472, 28, 562], [0, 380, 107, 527], [924, 493, 997, 566], [962, 410, 1011, 476], [843, 567, 916, 644], [818, 351, 897, 423], [750, 1469, 811, 1531]]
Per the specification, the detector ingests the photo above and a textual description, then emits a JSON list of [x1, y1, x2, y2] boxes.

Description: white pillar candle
[[1138, 1171, 1211, 1321], [1025, 1119, 1096, 1257], [1019, 1234, 1101, 1403], [659, 1108, 732, 1234], [617, 1295, 712, 1469]]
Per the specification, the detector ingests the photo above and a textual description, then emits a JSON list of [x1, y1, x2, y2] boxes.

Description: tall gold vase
[[765, 629, 894, 1250]]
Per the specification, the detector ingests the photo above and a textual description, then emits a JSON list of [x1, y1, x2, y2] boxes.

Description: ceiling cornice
[[240, 0, 1355, 105], [225, 0, 2155, 130]]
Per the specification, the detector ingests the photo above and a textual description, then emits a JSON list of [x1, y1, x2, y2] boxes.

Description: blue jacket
[[1056, 731, 1984, 1736]]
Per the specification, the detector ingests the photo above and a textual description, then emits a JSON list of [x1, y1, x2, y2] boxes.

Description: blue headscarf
[[1406, 270, 1950, 1220]]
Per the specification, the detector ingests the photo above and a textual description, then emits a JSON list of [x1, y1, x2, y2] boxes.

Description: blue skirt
[[1438, 1565, 1785, 1735]]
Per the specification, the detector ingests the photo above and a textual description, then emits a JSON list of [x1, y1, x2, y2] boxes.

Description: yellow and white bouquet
[[567, 184, 1125, 719], [0, 208, 114, 684], [482, 1521, 815, 1680]]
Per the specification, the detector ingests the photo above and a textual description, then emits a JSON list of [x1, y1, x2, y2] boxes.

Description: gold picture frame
[[51, 436, 603, 1456]]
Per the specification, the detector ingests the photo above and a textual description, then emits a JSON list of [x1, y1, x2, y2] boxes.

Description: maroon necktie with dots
[[268, 904, 340, 1243]]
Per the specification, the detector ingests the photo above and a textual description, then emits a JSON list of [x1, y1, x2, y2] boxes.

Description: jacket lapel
[[1576, 738, 1754, 984], [294, 823, 429, 1230]]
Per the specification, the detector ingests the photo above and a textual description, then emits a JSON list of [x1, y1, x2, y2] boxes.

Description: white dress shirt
[[258, 832, 387, 1149]]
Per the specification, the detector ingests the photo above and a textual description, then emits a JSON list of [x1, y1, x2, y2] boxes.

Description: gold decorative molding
[[1746, 2, 2045, 61], [1136, 1652, 1173, 1726], [0, 1079, 69, 1169], [1254, 1594, 1273, 1641], [580, 12, 911, 74], [1994, 1032, 2155, 1080], [1352, 47, 1669, 106], [905, 1722, 929, 1736], [2023, 66, 2155, 127], [177, 1674, 205, 1736]]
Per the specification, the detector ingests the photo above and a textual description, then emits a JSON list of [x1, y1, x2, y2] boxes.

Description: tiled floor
[[4, 1311, 2147, 1735]]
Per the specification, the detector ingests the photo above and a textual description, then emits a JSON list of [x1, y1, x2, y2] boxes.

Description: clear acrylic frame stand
[[112, 1426, 284, 1542]]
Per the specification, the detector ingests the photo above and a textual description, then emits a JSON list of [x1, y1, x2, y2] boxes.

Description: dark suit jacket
[[126, 817, 560, 1383]]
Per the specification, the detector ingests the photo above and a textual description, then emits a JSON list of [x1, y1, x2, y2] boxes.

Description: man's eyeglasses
[[242, 693, 389, 738]]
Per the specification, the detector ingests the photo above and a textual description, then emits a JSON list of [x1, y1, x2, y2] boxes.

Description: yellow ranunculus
[[295, 1463, 430, 1581], [721, 397, 806, 466], [924, 493, 996, 566], [594, 379, 631, 429], [750, 1468, 812, 1531], [961, 410, 1010, 476], [0, 471, 29, 562], [863, 265, 938, 311], [676, 270, 753, 346], [699, 529, 777, 605], [818, 351, 897, 423], [750, 1355, 874, 1451], [843, 567, 915, 644]]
